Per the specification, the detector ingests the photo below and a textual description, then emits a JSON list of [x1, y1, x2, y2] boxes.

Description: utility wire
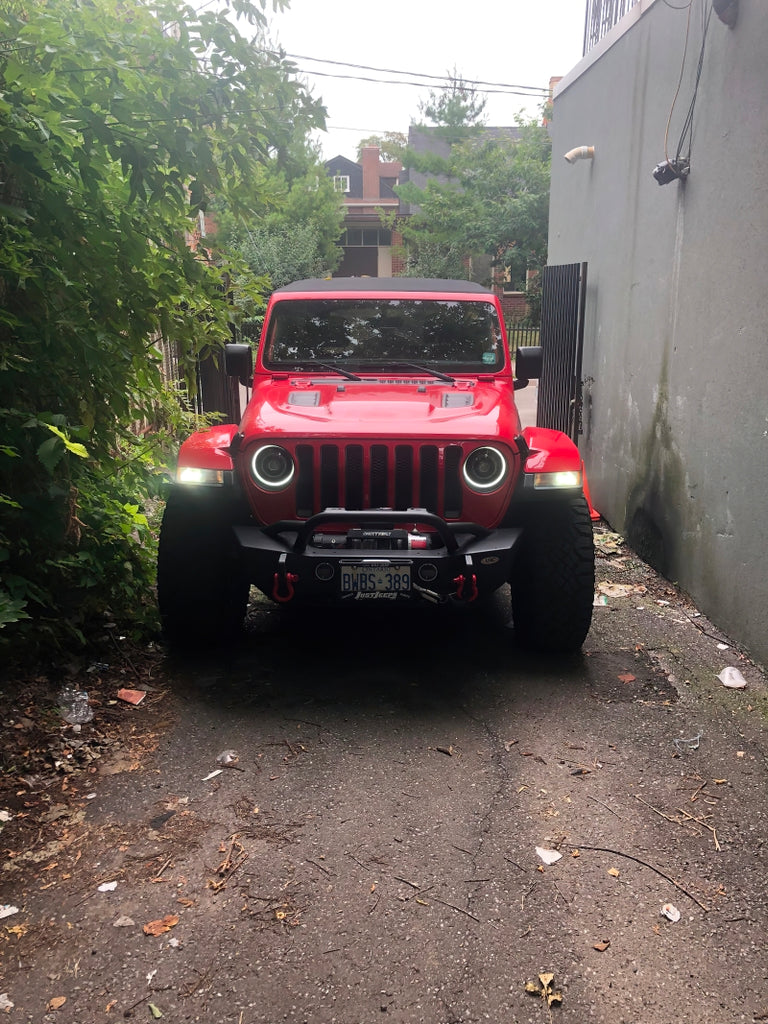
[[268, 50, 550, 96], [259, 47, 552, 97]]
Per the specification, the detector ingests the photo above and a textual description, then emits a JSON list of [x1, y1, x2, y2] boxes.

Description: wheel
[[157, 486, 250, 646], [510, 495, 595, 653]]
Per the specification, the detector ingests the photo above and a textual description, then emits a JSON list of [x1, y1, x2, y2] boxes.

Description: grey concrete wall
[[548, 0, 768, 664]]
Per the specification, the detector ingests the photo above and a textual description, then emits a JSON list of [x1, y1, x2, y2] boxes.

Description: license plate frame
[[340, 561, 412, 595]]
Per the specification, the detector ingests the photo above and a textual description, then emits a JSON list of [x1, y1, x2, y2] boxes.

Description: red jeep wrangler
[[158, 278, 594, 652]]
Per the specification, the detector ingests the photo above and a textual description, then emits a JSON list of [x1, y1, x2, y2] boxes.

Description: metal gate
[[536, 262, 587, 441]]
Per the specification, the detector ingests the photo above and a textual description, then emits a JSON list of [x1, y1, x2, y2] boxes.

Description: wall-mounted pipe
[[564, 146, 595, 164]]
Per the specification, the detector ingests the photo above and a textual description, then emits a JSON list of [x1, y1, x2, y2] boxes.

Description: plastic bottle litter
[[58, 686, 94, 725], [673, 732, 702, 752]]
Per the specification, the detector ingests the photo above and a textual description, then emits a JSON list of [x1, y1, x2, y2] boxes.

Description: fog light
[[533, 470, 582, 489], [177, 466, 224, 485], [250, 445, 295, 490], [418, 563, 438, 583]]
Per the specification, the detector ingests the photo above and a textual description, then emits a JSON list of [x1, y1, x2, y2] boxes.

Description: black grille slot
[[320, 445, 339, 509], [370, 445, 388, 507], [444, 445, 463, 518], [296, 445, 314, 518], [419, 445, 439, 512], [291, 442, 466, 518], [345, 445, 364, 509], [394, 445, 414, 509]]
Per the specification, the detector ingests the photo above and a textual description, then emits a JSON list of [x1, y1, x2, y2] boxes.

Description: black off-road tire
[[510, 495, 595, 653], [157, 487, 250, 647]]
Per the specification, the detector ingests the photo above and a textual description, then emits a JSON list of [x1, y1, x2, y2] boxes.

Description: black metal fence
[[583, 0, 640, 54], [506, 323, 540, 355]]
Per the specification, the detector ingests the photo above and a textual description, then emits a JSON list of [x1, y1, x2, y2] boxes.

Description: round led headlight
[[462, 446, 507, 492], [250, 444, 295, 491]]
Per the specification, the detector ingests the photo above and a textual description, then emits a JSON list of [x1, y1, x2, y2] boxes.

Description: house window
[[342, 228, 392, 246], [332, 175, 351, 193], [502, 264, 527, 294]]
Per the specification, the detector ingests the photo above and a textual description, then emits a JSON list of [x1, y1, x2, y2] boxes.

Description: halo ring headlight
[[250, 444, 295, 491], [462, 446, 507, 492]]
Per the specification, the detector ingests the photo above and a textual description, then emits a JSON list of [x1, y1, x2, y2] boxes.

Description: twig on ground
[[587, 795, 624, 819], [677, 808, 721, 851], [576, 844, 708, 911]]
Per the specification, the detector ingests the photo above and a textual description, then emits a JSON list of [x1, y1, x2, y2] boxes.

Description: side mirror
[[514, 345, 542, 383], [224, 343, 253, 385]]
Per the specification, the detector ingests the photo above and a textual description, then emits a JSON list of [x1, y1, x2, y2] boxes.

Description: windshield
[[263, 298, 505, 373]]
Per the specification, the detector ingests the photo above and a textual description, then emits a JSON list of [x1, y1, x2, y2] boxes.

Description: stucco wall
[[548, 0, 768, 664]]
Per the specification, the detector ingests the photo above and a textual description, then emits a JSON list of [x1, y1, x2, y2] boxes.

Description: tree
[[213, 139, 344, 293], [0, 0, 326, 655], [355, 132, 407, 162], [395, 114, 551, 291], [417, 68, 487, 145]]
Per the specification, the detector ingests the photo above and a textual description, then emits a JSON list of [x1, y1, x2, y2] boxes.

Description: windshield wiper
[[297, 360, 363, 381]]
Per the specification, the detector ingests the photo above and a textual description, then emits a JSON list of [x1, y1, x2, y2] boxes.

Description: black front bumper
[[233, 508, 521, 606]]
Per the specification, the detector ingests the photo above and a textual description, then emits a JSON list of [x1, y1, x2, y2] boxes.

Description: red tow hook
[[272, 571, 298, 603], [453, 573, 479, 603]]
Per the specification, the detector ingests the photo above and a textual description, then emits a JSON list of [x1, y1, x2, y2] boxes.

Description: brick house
[[324, 146, 405, 277]]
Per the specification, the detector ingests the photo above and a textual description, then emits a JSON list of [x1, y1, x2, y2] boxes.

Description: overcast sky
[[265, 0, 588, 161]]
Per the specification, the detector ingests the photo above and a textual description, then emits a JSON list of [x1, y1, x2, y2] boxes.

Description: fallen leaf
[[617, 673, 636, 684], [593, 939, 611, 951], [714, 778, 727, 784], [105, 999, 117, 1013], [47, 996, 67, 1011], [571, 849, 580, 858], [608, 867, 620, 878], [143, 914, 179, 936], [525, 972, 564, 1008], [148, 1003, 164, 1019]]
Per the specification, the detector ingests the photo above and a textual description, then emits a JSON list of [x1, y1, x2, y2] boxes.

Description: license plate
[[340, 564, 411, 594]]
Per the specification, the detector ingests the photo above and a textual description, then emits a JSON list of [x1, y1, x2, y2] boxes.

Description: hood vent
[[288, 391, 321, 406], [442, 392, 474, 408]]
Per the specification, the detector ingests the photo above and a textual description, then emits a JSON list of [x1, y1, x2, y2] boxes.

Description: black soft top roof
[[274, 277, 493, 296]]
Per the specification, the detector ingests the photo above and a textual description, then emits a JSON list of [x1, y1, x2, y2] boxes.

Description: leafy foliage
[[0, 0, 326, 659], [396, 106, 551, 292], [214, 156, 344, 289], [355, 132, 408, 162], [417, 68, 487, 145]]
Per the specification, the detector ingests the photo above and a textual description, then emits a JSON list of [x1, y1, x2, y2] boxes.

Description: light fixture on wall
[[564, 146, 595, 164]]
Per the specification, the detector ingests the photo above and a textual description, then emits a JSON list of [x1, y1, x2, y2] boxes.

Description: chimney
[[361, 146, 381, 201]]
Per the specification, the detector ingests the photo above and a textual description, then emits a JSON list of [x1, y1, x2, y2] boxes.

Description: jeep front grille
[[294, 443, 463, 519]]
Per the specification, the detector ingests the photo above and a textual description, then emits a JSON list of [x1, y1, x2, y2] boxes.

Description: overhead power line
[[259, 48, 551, 98]]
